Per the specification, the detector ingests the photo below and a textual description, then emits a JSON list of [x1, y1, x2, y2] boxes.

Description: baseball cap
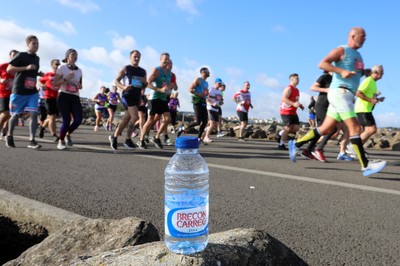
[[215, 78, 223, 84]]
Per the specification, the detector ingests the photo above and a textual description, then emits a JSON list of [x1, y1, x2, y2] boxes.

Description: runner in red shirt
[[38, 59, 61, 142], [0, 50, 18, 140]]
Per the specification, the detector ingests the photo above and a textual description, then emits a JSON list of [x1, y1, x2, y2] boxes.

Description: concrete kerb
[[0, 189, 86, 234]]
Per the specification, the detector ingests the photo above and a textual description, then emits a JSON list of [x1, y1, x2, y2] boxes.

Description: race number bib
[[66, 84, 78, 93], [24, 77, 36, 89]]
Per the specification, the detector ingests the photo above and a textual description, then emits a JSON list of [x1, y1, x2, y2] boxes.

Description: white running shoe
[[57, 141, 66, 150], [362, 160, 387, 177]]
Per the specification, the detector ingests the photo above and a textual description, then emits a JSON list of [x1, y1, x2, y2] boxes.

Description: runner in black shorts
[[108, 50, 147, 150]]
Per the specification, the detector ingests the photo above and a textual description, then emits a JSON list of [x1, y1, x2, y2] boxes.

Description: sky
[[1, 0, 399, 127]]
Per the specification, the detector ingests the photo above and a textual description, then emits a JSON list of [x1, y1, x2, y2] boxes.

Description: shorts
[[326, 88, 356, 122], [138, 105, 147, 113], [309, 113, 315, 120], [281, 114, 299, 126], [357, 112, 376, 127], [149, 98, 169, 116], [237, 111, 248, 122], [45, 98, 59, 115], [10, 93, 39, 115], [208, 110, 219, 122], [0, 97, 10, 112], [122, 89, 141, 108], [216, 106, 222, 116], [107, 104, 117, 112]]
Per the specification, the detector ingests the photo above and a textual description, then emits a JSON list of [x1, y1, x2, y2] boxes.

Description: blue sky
[[1, 0, 399, 127]]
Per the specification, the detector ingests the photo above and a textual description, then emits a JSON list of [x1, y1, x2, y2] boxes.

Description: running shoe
[[277, 144, 288, 150], [5, 136, 15, 148], [27, 140, 41, 149], [39, 127, 45, 138], [57, 141, 66, 150], [0, 134, 5, 141], [104, 124, 109, 131], [288, 140, 298, 162], [131, 131, 139, 138], [53, 135, 59, 143], [177, 126, 185, 137], [362, 160, 387, 177], [311, 148, 326, 162], [238, 138, 246, 142], [124, 139, 135, 149], [94, 125, 99, 132], [337, 153, 354, 161], [164, 138, 174, 146], [151, 137, 163, 149], [145, 134, 150, 143], [217, 131, 225, 138], [203, 137, 213, 144], [66, 135, 73, 146], [137, 140, 147, 149], [300, 150, 315, 160], [109, 135, 118, 150]]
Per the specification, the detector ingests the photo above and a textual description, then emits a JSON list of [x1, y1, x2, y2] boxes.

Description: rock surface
[[71, 228, 307, 266], [5, 217, 160, 266]]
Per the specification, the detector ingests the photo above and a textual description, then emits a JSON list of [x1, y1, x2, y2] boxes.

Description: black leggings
[[57, 92, 82, 141], [187, 103, 208, 138]]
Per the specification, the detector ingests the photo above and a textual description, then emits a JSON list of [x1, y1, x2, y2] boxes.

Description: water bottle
[[164, 136, 209, 254]]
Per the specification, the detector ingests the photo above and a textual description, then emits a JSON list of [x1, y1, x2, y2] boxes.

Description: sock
[[296, 128, 321, 148], [350, 136, 368, 168]]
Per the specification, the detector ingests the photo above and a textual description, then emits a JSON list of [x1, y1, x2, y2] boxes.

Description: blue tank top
[[192, 78, 208, 104], [330, 45, 364, 94], [108, 92, 118, 105]]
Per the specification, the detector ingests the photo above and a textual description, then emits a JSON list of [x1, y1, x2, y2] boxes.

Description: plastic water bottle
[[164, 136, 209, 254]]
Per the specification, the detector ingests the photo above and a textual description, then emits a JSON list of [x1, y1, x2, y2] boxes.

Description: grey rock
[[72, 228, 307, 266], [379, 139, 390, 149], [392, 141, 400, 151], [5, 217, 160, 266]]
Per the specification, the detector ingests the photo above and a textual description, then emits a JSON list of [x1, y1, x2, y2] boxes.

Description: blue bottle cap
[[175, 136, 199, 149]]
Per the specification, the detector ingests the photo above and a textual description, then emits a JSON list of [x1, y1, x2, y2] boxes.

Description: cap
[[175, 136, 199, 149], [62, 48, 77, 63], [215, 78, 223, 84]]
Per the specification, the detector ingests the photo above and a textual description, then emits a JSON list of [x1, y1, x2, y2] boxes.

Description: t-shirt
[[354, 76, 377, 113], [207, 87, 222, 112], [56, 64, 82, 97], [0, 63, 14, 98], [315, 73, 332, 107], [9, 52, 40, 95], [39, 72, 59, 99], [234, 90, 251, 113], [148, 66, 171, 102]]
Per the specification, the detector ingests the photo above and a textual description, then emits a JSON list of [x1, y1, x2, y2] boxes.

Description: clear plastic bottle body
[[164, 148, 209, 254]]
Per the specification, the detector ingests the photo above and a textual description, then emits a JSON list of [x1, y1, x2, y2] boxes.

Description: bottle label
[[165, 204, 208, 238]]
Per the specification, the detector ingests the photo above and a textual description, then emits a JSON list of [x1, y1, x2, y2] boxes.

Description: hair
[[130, 50, 140, 56], [200, 67, 209, 73], [371, 65, 383, 74], [9, 49, 19, 56], [160, 52, 170, 58], [26, 35, 38, 45], [363, 68, 372, 77], [289, 73, 299, 79], [51, 59, 60, 65]]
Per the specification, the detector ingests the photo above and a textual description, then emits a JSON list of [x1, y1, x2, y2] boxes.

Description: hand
[[377, 97, 385, 102], [0, 78, 7, 84], [340, 69, 356, 79], [26, 64, 37, 71]]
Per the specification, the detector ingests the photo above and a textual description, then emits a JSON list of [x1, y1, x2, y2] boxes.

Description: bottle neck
[[176, 148, 198, 154]]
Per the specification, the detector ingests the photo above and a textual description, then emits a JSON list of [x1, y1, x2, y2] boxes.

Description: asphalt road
[[1, 125, 399, 265]]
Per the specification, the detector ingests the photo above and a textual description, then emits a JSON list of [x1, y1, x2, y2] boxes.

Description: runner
[[278, 73, 304, 149], [289, 27, 387, 176], [308, 96, 316, 128], [93, 86, 108, 132], [38, 59, 60, 142], [0, 50, 18, 140], [355, 65, 385, 145], [177, 67, 210, 142], [168, 91, 180, 134], [216, 83, 226, 137], [5, 35, 41, 149], [53, 48, 83, 150], [108, 50, 147, 150], [137, 52, 172, 149], [105, 85, 121, 131], [233, 81, 253, 141], [203, 78, 223, 143]]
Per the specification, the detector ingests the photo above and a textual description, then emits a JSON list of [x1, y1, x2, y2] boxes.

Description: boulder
[[251, 129, 267, 139], [5, 217, 160, 266], [392, 141, 400, 151], [379, 139, 390, 149], [71, 228, 307, 266]]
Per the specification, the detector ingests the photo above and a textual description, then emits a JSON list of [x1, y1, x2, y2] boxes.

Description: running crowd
[[0, 26, 387, 176]]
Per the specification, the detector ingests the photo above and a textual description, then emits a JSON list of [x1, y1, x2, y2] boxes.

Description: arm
[[6, 64, 37, 75], [310, 81, 329, 94], [147, 68, 168, 93], [281, 86, 303, 109], [318, 47, 356, 79], [114, 67, 130, 92], [188, 77, 202, 97], [355, 91, 379, 105]]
